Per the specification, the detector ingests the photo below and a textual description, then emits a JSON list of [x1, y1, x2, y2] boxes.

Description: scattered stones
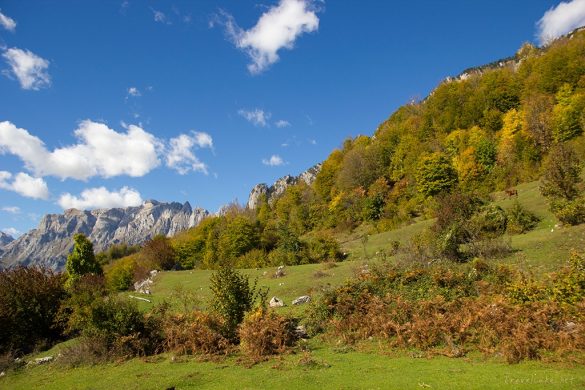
[[292, 295, 311, 305], [269, 296, 285, 308], [28, 356, 53, 366], [274, 265, 286, 278], [134, 270, 158, 294]]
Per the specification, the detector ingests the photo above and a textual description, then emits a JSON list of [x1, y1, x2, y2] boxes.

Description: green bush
[[209, 266, 260, 341], [506, 201, 540, 234], [550, 197, 585, 225], [0, 267, 67, 355], [104, 256, 136, 291], [82, 296, 162, 358]]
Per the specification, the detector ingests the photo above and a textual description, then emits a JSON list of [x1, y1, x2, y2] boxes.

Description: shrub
[[306, 231, 343, 263], [550, 198, 585, 225], [81, 296, 163, 358], [239, 308, 297, 363], [470, 204, 508, 238], [142, 235, 177, 270], [58, 274, 107, 335], [0, 267, 67, 355], [162, 311, 231, 356], [235, 248, 269, 269], [209, 266, 260, 341], [506, 201, 540, 234], [105, 256, 136, 291]]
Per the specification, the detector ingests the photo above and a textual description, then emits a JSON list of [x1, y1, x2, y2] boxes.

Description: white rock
[[292, 295, 311, 305], [269, 296, 285, 308]]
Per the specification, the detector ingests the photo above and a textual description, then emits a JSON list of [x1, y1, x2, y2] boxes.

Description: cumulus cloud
[[2, 48, 51, 90], [127, 86, 141, 97], [220, 0, 320, 74], [238, 108, 271, 127], [0, 171, 49, 200], [537, 0, 585, 44], [58, 186, 143, 210], [166, 132, 213, 175], [275, 120, 291, 128], [0, 120, 161, 180], [1, 206, 20, 214], [0, 121, 213, 180], [2, 227, 20, 237], [262, 154, 285, 166], [0, 10, 16, 32]]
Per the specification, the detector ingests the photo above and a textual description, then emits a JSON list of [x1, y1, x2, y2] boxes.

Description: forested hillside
[[106, 29, 585, 285]]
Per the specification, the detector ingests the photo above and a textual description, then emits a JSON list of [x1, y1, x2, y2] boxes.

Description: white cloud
[[1, 206, 20, 214], [0, 121, 213, 180], [0, 10, 16, 32], [238, 108, 271, 127], [2, 48, 51, 90], [309, 139, 317, 145], [537, 0, 585, 44], [262, 154, 285, 166], [0, 120, 161, 180], [127, 86, 141, 97], [192, 132, 213, 148], [2, 227, 20, 237], [221, 0, 319, 74], [275, 120, 291, 128], [152, 9, 170, 24], [58, 186, 143, 210], [0, 171, 49, 200], [166, 132, 213, 175]]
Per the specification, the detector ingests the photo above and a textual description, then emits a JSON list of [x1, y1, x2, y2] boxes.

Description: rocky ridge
[[0, 232, 14, 257], [0, 201, 208, 271], [247, 163, 322, 210]]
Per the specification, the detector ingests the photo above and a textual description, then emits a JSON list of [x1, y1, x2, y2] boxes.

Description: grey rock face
[[0, 232, 14, 247], [247, 163, 322, 209], [0, 201, 209, 271], [0, 232, 14, 257]]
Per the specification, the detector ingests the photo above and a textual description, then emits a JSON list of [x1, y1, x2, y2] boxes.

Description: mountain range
[[0, 164, 321, 270]]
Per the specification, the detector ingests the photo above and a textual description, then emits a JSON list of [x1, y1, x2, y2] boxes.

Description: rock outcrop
[[0, 232, 14, 257], [0, 201, 209, 271], [247, 163, 322, 209]]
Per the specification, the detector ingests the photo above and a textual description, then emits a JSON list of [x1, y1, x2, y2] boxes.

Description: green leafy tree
[[416, 153, 458, 197], [540, 144, 582, 201], [66, 233, 102, 286], [552, 84, 584, 142], [209, 266, 259, 340]]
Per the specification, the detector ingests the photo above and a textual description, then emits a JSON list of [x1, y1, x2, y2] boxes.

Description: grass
[[4, 342, 585, 389], [5, 180, 585, 389], [129, 260, 360, 315]]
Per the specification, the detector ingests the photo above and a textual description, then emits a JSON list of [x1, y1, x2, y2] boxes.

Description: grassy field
[[3, 180, 585, 389], [4, 342, 585, 389]]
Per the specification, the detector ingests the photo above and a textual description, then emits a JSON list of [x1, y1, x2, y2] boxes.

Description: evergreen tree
[[66, 233, 102, 286]]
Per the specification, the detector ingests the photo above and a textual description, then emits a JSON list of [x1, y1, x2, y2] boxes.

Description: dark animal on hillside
[[505, 188, 518, 198]]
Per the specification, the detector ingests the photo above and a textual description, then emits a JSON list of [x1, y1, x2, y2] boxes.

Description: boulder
[[292, 295, 311, 305], [274, 265, 286, 278], [269, 296, 285, 308]]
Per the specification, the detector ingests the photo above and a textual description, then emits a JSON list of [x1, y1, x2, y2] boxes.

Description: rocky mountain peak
[[247, 163, 322, 210], [0, 201, 209, 271]]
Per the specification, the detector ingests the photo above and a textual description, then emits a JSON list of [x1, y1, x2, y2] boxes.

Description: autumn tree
[[416, 153, 458, 197]]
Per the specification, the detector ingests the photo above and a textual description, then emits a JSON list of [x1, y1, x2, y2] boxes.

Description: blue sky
[[1, 0, 584, 237]]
